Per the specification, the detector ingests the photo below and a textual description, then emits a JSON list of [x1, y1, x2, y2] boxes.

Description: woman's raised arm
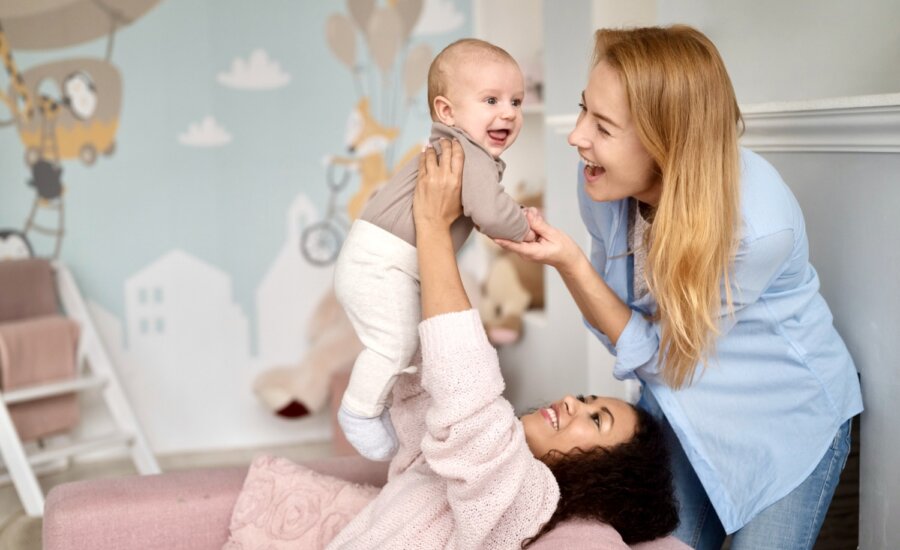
[[413, 139, 471, 319]]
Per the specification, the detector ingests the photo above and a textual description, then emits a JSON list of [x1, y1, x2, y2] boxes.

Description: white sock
[[337, 405, 399, 461]]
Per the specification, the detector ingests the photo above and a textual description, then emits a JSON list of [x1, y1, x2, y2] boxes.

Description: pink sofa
[[42, 455, 690, 549]]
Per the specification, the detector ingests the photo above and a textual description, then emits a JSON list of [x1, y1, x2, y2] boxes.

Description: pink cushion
[[529, 519, 691, 549], [224, 455, 379, 549], [633, 536, 693, 550], [528, 518, 630, 549], [43, 457, 688, 550], [43, 457, 389, 550], [43, 467, 248, 550]]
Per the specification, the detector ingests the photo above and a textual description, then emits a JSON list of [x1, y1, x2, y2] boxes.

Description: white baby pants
[[334, 220, 421, 418]]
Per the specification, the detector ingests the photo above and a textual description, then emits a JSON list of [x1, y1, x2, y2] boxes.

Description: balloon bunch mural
[[301, 0, 431, 266], [0, 1, 159, 259]]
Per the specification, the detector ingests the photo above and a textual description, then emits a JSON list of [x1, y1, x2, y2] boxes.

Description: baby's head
[[520, 395, 679, 546], [428, 39, 525, 159]]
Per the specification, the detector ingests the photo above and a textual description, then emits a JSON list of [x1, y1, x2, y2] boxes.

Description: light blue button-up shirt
[[578, 148, 863, 533]]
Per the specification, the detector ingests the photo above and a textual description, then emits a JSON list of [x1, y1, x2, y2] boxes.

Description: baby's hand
[[520, 206, 541, 242]]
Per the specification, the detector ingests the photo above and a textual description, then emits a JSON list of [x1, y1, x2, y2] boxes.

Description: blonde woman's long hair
[[593, 26, 742, 389]]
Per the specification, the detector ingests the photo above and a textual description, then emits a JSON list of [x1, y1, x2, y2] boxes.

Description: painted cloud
[[414, 0, 465, 36], [178, 116, 232, 147], [217, 48, 291, 90]]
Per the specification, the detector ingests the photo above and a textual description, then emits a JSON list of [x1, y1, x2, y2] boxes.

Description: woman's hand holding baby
[[500, 207, 632, 345], [413, 139, 464, 232], [414, 139, 472, 319], [495, 207, 585, 273]]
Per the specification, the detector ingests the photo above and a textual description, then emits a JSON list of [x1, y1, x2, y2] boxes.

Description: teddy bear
[[254, 188, 544, 418], [253, 288, 363, 418], [476, 189, 544, 346], [252, 269, 483, 422]]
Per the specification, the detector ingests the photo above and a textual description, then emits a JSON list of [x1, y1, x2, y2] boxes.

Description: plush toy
[[477, 190, 545, 346], [253, 289, 363, 418], [254, 188, 543, 416]]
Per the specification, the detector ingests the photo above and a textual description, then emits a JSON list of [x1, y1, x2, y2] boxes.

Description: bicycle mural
[[300, 0, 432, 266]]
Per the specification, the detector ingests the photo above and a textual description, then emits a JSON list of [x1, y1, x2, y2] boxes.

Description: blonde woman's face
[[521, 394, 637, 458], [568, 61, 661, 205]]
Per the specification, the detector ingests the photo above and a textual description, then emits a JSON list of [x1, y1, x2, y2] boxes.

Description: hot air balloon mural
[[0, 1, 161, 257]]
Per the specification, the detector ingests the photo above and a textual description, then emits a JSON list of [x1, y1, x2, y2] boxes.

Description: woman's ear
[[433, 95, 455, 126]]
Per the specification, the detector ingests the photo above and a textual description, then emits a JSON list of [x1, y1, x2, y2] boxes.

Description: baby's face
[[445, 59, 525, 158]]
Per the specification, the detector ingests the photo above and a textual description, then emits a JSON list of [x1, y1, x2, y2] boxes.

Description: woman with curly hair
[[327, 139, 684, 549], [497, 25, 862, 549], [522, 403, 679, 547]]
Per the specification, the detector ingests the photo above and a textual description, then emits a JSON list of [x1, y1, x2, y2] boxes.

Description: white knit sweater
[[327, 309, 560, 549]]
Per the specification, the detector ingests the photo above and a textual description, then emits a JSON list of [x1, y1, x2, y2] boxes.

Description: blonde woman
[[497, 26, 863, 549]]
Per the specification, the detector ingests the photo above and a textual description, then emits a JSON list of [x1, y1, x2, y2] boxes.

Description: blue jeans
[[667, 417, 852, 550]]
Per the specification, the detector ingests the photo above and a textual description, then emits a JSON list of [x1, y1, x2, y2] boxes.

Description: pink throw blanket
[[0, 315, 81, 441], [0, 258, 59, 323]]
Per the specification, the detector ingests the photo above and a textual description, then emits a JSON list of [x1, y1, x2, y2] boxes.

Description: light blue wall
[[0, 0, 471, 348]]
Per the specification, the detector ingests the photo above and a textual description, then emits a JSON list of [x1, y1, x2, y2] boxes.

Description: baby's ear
[[433, 95, 455, 126]]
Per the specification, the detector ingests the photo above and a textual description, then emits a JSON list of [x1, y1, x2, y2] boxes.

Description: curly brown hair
[[522, 406, 678, 547]]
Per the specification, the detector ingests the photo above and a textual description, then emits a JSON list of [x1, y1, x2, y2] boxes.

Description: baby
[[334, 38, 534, 460]]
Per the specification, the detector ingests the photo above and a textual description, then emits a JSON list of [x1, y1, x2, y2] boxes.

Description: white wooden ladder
[[0, 261, 159, 517]]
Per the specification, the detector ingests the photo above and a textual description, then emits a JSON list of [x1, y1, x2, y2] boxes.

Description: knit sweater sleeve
[[417, 309, 559, 548]]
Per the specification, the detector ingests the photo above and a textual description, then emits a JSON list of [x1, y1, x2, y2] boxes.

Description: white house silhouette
[[126, 249, 249, 357], [256, 193, 335, 366], [123, 249, 254, 453], [80, 247, 332, 455]]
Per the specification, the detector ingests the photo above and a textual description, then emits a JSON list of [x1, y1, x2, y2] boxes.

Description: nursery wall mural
[[254, 0, 446, 422], [0, 0, 469, 454], [1, 1, 160, 258]]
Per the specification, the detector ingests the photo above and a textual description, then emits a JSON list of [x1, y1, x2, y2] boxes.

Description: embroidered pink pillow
[[223, 455, 379, 550]]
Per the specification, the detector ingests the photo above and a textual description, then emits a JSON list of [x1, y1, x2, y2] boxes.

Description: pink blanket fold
[[0, 315, 81, 441], [0, 258, 58, 323]]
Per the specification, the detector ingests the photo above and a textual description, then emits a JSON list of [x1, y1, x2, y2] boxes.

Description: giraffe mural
[[0, 2, 159, 258]]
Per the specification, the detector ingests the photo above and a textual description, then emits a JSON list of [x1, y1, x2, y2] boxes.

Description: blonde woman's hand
[[495, 207, 583, 271], [413, 139, 465, 231]]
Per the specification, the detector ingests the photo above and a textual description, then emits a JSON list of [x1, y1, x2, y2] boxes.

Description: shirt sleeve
[[459, 147, 530, 241], [416, 309, 558, 548], [611, 229, 795, 380]]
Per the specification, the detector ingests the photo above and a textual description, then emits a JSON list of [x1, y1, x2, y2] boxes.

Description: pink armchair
[[42, 455, 690, 549]]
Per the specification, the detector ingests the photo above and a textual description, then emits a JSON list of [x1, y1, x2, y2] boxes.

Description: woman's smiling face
[[521, 394, 638, 458], [567, 60, 662, 206]]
